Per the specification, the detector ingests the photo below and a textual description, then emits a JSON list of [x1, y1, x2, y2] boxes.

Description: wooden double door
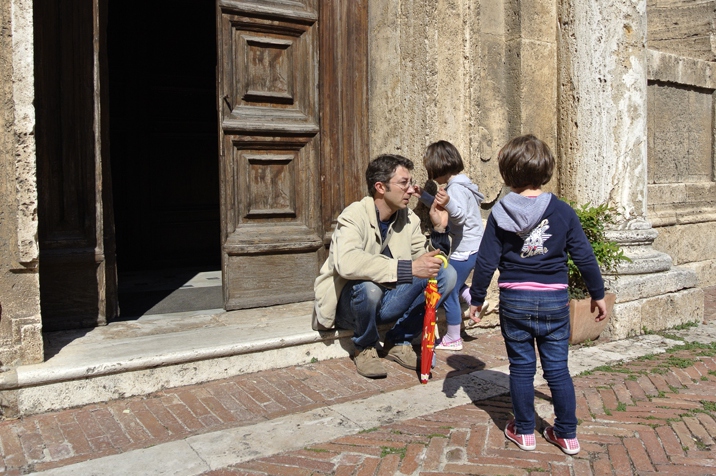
[[35, 0, 368, 330]]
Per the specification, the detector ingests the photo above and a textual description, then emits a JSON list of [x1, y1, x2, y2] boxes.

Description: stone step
[[0, 301, 353, 417]]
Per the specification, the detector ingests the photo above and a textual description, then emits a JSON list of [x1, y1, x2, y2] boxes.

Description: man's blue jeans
[[499, 288, 577, 439], [335, 264, 456, 351]]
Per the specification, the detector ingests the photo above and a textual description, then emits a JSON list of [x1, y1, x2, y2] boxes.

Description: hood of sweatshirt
[[491, 192, 553, 234], [446, 174, 485, 204]]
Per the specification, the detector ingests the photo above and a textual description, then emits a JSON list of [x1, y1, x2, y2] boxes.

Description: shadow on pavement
[[440, 354, 551, 433]]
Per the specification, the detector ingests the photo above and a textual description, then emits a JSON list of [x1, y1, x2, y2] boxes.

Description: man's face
[[383, 166, 416, 211]]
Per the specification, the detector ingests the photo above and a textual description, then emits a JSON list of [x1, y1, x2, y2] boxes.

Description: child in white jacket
[[417, 140, 485, 350]]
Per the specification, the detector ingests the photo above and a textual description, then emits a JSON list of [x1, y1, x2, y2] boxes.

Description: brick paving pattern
[[0, 314, 507, 475], [209, 342, 716, 475], [2, 287, 716, 475]]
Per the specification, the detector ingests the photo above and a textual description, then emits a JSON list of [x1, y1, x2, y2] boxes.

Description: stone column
[[557, 0, 702, 338], [0, 0, 42, 418], [369, 0, 475, 168]]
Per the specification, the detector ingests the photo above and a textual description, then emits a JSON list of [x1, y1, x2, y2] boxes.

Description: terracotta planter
[[568, 293, 616, 345]]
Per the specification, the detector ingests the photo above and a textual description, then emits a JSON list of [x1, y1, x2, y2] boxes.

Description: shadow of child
[[441, 354, 551, 434]]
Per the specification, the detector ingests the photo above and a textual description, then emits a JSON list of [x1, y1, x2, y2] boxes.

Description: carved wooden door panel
[[217, 0, 321, 309], [216, 0, 368, 310]]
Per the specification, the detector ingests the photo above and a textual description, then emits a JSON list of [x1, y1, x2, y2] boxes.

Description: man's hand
[[412, 250, 445, 278], [435, 188, 450, 208], [592, 298, 607, 322], [429, 199, 449, 231]]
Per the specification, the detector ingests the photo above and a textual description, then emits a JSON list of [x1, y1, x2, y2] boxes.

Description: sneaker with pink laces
[[543, 426, 580, 455], [504, 420, 536, 451], [435, 337, 463, 351]]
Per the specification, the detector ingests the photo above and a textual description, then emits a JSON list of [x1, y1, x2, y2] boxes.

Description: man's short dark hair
[[498, 134, 554, 188], [423, 140, 464, 180], [366, 154, 414, 197]]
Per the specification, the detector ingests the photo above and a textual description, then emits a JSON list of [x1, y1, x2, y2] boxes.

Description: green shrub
[[564, 200, 630, 299]]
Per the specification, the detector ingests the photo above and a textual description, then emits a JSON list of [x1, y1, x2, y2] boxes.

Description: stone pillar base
[[604, 269, 703, 340], [607, 266, 698, 302], [596, 225, 704, 340]]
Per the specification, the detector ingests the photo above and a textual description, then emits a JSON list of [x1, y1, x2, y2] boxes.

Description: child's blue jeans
[[443, 253, 477, 326], [498, 288, 577, 439], [335, 264, 456, 350]]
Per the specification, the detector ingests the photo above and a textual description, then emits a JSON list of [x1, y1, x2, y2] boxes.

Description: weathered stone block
[[480, 0, 505, 36], [648, 183, 687, 206], [641, 287, 704, 332], [608, 267, 697, 302], [19, 322, 42, 364], [685, 183, 716, 206], [0, 388, 19, 419], [648, 83, 713, 184], [606, 288, 704, 340], [647, 1, 716, 62], [680, 260, 716, 288], [520, 39, 557, 142], [520, 0, 557, 42], [647, 50, 715, 90], [605, 300, 643, 340], [654, 223, 716, 265]]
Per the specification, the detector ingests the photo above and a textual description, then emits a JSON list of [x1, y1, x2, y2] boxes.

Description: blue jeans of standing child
[[499, 288, 577, 439], [335, 264, 456, 351]]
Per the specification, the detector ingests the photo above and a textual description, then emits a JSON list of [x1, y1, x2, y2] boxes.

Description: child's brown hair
[[498, 134, 554, 189], [423, 140, 464, 180]]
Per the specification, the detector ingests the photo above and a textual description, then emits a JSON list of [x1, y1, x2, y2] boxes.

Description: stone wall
[[647, 0, 715, 62], [648, 50, 716, 287], [646, 3, 716, 288], [368, 0, 706, 339], [367, 0, 560, 322], [368, 0, 560, 209], [0, 0, 42, 372]]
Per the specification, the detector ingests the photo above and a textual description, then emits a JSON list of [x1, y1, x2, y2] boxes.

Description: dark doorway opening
[[108, 2, 222, 317]]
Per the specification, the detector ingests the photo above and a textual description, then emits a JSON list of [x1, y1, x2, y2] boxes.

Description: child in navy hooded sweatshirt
[[468, 134, 607, 455]]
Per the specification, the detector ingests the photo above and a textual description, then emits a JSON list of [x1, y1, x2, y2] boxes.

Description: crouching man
[[313, 154, 456, 378]]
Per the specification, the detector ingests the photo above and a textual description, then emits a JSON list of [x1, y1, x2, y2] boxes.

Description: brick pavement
[[0, 308, 508, 475], [2, 288, 716, 475], [214, 343, 716, 475]]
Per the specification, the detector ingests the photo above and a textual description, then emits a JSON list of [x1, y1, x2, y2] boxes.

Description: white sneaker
[[435, 337, 463, 351]]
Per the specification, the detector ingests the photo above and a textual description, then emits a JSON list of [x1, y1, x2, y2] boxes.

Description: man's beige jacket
[[313, 196, 429, 330]]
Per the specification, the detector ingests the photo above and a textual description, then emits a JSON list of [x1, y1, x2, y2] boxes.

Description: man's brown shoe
[[354, 347, 387, 378], [385, 344, 418, 370]]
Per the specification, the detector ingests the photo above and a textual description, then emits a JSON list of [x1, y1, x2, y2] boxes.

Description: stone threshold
[[0, 301, 358, 417]]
